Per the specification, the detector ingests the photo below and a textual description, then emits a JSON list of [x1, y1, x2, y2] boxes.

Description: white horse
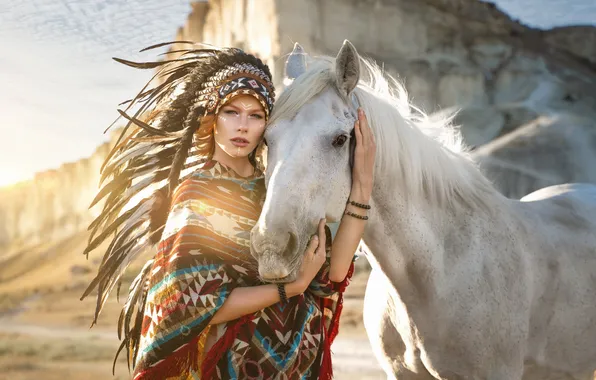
[[249, 40, 596, 380]]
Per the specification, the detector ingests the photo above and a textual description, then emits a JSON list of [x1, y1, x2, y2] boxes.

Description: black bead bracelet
[[348, 200, 371, 210], [346, 210, 369, 220], [278, 283, 288, 303]]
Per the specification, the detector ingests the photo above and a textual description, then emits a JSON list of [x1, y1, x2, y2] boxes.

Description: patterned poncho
[[132, 160, 353, 380]]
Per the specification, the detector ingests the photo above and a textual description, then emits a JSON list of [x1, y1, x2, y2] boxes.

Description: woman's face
[[214, 95, 266, 159]]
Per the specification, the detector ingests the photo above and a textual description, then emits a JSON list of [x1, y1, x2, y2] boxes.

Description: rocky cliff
[[0, 132, 119, 252], [169, 0, 596, 198], [2, 0, 595, 249]]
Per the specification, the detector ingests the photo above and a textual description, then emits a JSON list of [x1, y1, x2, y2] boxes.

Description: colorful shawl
[[132, 160, 353, 380]]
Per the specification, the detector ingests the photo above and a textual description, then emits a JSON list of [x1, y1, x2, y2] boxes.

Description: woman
[[82, 43, 375, 380]]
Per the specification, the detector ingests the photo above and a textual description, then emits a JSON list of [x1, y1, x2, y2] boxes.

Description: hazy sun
[[0, 170, 28, 188]]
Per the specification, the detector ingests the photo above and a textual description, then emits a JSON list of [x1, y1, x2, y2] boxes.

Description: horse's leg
[[363, 267, 435, 379], [363, 267, 401, 377]]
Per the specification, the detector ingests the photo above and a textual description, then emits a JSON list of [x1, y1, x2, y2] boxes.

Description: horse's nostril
[[286, 232, 297, 257]]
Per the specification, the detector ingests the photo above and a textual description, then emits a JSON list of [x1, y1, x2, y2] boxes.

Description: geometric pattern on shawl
[[132, 160, 353, 380]]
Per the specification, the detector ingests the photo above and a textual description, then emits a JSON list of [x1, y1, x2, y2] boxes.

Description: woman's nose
[[237, 117, 249, 132]]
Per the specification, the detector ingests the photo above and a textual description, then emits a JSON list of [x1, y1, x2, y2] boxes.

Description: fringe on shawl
[[201, 314, 255, 379], [319, 261, 355, 380], [132, 335, 201, 380], [132, 314, 255, 380], [133, 262, 354, 380]]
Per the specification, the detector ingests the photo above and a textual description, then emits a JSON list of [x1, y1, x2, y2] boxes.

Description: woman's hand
[[351, 108, 376, 200], [288, 218, 327, 295]]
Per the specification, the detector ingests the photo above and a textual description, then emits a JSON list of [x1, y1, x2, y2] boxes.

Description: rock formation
[[2, 0, 595, 250], [474, 112, 596, 199], [169, 0, 596, 197], [0, 132, 119, 251]]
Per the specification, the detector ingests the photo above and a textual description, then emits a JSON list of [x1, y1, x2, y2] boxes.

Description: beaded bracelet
[[348, 200, 371, 210], [346, 210, 369, 220], [277, 283, 288, 303]]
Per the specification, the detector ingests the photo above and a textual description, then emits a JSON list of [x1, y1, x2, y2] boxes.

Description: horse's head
[[250, 40, 362, 282]]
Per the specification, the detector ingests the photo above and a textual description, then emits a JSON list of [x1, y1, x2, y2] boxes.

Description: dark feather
[[116, 109, 170, 136], [102, 143, 163, 179], [130, 287, 149, 366], [138, 40, 197, 52], [81, 227, 145, 303], [84, 202, 144, 255], [158, 48, 198, 57], [89, 172, 160, 237], [116, 281, 122, 303], [106, 62, 173, 129], [99, 151, 169, 187], [116, 61, 191, 108], [118, 259, 153, 340], [112, 57, 171, 70], [131, 134, 183, 144], [100, 71, 182, 166], [100, 126, 139, 172], [88, 171, 135, 209], [167, 123, 197, 194], [113, 55, 210, 70], [112, 339, 128, 375]]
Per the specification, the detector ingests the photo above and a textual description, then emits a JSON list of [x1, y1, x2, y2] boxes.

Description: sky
[[0, 0, 595, 187]]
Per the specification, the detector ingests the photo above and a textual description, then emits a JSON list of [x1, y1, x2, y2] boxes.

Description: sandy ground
[[0, 238, 385, 380]]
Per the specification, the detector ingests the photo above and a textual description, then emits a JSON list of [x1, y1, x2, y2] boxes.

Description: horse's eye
[[332, 134, 348, 147]]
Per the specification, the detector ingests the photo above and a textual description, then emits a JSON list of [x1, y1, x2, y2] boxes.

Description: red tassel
[[201, 314, 254, 379], [133, 334, 201, 380], [319, 332, 334, 380], [329, 262, 354, 343], [319, 261, 355, 380]]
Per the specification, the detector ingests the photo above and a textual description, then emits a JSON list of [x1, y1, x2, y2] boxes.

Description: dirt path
[[0, 261, 384, 378], [0, 318, 114, 341], [0, 316, 385, 379]]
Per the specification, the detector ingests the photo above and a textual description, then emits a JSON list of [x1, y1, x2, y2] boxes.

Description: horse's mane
[[270, 55, 500, 211]]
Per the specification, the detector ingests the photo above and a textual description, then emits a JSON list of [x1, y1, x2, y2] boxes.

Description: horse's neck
[[364, 189, 445, 284], [363, 182, 506, 302]]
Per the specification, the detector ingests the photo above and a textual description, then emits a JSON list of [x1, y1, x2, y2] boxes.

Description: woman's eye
[[332, 134, 348, 147], [250, 114, 264, 119], [224, 109, 238, 115]]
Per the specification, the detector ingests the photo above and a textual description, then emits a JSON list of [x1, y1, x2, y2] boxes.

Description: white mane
[[270, 56, 499, 211]]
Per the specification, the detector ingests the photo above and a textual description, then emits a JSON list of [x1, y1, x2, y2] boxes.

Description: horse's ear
[[335, 40, 360, 97], [284, 42, 308, 86]]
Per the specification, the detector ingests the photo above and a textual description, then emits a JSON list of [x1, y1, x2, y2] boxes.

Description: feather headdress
[[80, 41, 275, 370]]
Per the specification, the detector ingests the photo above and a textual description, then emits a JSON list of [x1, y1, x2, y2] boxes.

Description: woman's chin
[[226, 146, 253, 158]]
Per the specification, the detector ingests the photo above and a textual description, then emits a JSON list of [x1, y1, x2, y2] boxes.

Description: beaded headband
[[197, 62, 275, 119]]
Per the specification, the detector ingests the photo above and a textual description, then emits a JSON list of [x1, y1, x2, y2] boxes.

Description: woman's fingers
[[304, 218, 325, 259], [305, 234, 319, 257], [317, 218, 326, 251], [358, 109, 367, 146], [359, 109, 374, 147], [354, 118, 362, 147]]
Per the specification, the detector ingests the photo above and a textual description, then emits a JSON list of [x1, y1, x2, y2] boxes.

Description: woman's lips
[[231, 138, 249, 147]]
